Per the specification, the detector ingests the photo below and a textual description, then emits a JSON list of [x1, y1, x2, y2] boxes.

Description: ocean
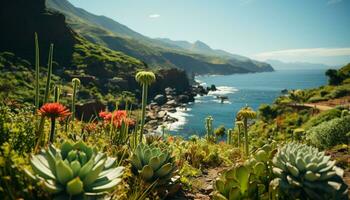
[[167, 69, 328, 138]]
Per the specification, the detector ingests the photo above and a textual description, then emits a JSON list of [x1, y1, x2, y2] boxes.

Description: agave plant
[[271, 142, 348, 200], [213, 165, 259, 200], [26, 141, 124, 199], [130, 143, 176, 185]]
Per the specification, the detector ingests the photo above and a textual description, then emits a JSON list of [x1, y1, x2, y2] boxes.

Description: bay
[[168, 69, 328, 138]]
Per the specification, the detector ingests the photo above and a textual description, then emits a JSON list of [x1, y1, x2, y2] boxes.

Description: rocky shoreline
[[144, 84, 217, 133]]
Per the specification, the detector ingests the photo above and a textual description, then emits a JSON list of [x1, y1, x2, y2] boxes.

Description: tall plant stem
[[54, 85, 60, 102], [43, 44, 54, 104], [237, 126, 241, 148], [139, 84, 148, 142], [34, 33, 40, 110], [49, 118, 56, 143], [244, 118, 249, 157], [35, 44, 53, 151]]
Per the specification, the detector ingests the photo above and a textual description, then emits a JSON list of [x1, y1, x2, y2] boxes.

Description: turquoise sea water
[[168, 69, 327, 138]]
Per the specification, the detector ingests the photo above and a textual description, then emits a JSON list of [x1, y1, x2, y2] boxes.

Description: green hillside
[[46, 0, 274, 74], [0, 0, 192, 105]]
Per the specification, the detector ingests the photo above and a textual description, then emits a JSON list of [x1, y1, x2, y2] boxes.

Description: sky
[[68, 0, 350, 66]]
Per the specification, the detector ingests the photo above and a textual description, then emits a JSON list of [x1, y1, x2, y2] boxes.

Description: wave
[[195, 78, 207, 86], [162, 108, 192, 131], [208, 86, 238, 96], [212, 99, 232, 104]]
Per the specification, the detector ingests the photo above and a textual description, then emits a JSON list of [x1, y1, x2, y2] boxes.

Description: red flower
[[99, 110, 134, 128], [99, 111, 110, 119], [39, 103, 71, 119]]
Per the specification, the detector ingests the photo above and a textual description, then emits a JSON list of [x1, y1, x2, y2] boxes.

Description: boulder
[[75, 101, 105, 121], [153, 94, 166, 105], [165, 87, 176, 95], [166, 100, 178, 107], [177, 95, 190, 103], [157, 111, 167, 119]]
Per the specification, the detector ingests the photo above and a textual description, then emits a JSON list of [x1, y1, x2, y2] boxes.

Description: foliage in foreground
[[26, 141, 124, 199], [272, 143, 348, 200]]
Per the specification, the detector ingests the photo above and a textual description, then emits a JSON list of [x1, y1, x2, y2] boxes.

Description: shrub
[[258, 104, 277, 122], [306, 116, 350, 149], [0, 106, 36, 153], [303, 108, 341, 129], [214, 125, 226, 138], [327, 87, 350, 99], [271, 143, 348, 200], [325, 69, 345, 85]]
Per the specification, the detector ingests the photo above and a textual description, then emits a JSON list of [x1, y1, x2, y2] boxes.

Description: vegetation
[[26, 141, 125, 199], [0, 23, 350, 199], [306, 116, 350, 149], [272, 143, 348, 200]]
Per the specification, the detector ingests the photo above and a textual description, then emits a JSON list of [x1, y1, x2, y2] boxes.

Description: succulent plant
[[205, 116, 215, 142], [271, 142, 348, 200], [236, 106, 257, 157], [213, 165, 259, 200], [26, 141, 124, 199], [135, 71, 156, 142], [130, 143, 176, 185]]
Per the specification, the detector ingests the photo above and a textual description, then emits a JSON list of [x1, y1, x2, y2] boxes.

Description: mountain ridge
[[46, 0, 274, 74]]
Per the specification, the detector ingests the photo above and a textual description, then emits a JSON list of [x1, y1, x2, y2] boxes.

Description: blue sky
[[68, 0, 350, 65]]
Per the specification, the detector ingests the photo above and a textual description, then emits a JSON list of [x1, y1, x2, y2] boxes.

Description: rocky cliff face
[[0, 0, 77, 67], [0, 0, 193, 103]]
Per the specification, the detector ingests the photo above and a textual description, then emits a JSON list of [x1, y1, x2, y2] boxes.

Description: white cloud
[[254, 48, 350, 60], [149, 14, 160, 18], [253, 48, 350, 65], [327, 0, 342, 5]]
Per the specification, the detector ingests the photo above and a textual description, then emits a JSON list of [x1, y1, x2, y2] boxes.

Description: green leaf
[[155, 163, 173, 178], [304, 171, 320, 181], [70, 160, 81, 177], [235, 166, 249, 193], [90, 178, 122, 193], [149, 156, 161, 171], [131, 154, 142, 170], [215, 179, 225, 193], [30, 155, 55, 180], [104, 157, 116, 169], [83, 158, 105, 186], [42, 180, 63, 194], [141, 165, 154, 181], [78, 156, 95, 179], [228, 187, 241, 200], [66, 177, 84, 196], [60, 141, 73, 159], [56, 160, 74, 185], [254, 162, 266, 176], [96, 167, 124, 182]]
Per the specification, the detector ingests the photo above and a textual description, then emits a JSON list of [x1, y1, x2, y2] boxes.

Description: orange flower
[[167, 136, 174, 143], [99, 110, 134, 128], [39, 103, 70, 119]]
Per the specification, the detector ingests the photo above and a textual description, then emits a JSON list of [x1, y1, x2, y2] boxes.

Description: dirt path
[[290, 95, 350, 112], [170, 167, 227, 200]]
